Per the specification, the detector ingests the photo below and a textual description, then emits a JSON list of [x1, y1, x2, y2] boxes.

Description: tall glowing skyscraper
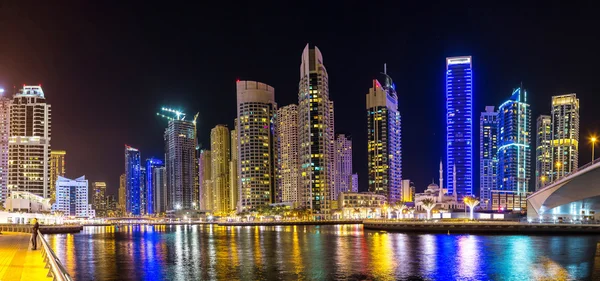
[[535, 115, 552, 190], [479, 106, 498, 207], [277, 104, 299, 204], [334, 134, 353, 197], [366, 66, 402, 203], [49, 150, 66, 201], [445, 56, 473, 199], [198, 150, 212, 210], [92, 181, 107, 215], [211, 124, 230, 214], [497, 87, 531, 195], [8, 85, 51, 198], [139, 166, 147, 215], [298, 44, 335, 212], [145, 158, 163, 214], [162, 109, 198, 210], [236, 80, 277, 211], [551, 94, 579, 181], [0, 90, 11, 203], [125, 145, 141, 215], [229, 123, 239, 210]]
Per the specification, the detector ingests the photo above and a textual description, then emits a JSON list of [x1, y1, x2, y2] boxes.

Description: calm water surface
[[45, 225, 600, 280]]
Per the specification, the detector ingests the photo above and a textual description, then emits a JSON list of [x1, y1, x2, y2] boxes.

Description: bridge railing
[[37, 230, 73, 281]]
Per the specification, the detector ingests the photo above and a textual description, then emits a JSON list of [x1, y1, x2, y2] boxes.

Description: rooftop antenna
[[384, 63, 387, 74]]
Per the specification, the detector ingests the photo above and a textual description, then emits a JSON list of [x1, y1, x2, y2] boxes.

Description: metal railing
[[37, 230, 73, 281]]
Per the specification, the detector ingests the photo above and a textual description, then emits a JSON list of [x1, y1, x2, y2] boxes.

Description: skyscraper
[[366, 66, 402, 203], [146, 158, 164, 215], [0, 90, 11, 204], [198, 150, 211, 210], [118, 173, 126, 215], [298, 44, 335, 212], [277, 104, 299, 204], [140, 167, 147, 215], [49, 150, 66, 201], [236, 80, 277, 211], [497, 87, 531, 195], [164, 113, 197, 210], [334, 134, 353, 197], [8, 85, 51, 198], [229, 123, 239, 210], [446, 56, 473, 199], [479, 106, 498, 207], [535, 115, 552, 190], [551, 94, 579, 181], [92, 182, 107, 216], [211, 124, 230, 214], [125, 145, 141, 215], [153, 166, 167, 214]]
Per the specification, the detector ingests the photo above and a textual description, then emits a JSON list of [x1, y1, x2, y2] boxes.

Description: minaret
[[438, 160, 444, 202], [453, 164, 458, 201]]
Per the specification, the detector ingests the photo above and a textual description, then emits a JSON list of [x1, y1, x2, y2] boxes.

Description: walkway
[[0, 232, 52, 281]]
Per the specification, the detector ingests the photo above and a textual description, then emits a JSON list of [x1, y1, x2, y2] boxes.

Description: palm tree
[[395, 201, 407, 219], [421, 198, 436, 220], [463, 196, 481, 220]]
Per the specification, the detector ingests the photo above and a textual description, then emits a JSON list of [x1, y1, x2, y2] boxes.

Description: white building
[[8, 85, 51, 198], [277, 104, 299, 204], [0, 89, 10, 204], [336, 192, 387, 219], [551, 94, 579, 181], [414, 163, 464, 211], [55, 176, 94, 217], [4, 191, 51, 212]]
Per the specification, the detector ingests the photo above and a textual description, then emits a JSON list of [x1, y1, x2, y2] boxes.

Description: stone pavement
[[0, 232, 52, 281]]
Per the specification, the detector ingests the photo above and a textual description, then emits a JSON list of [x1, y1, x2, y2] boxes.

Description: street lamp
[[555, 162, 562, 180], [591, 136, 597, 163]]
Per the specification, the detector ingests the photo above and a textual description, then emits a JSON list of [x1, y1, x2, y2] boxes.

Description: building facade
[[497, 87, 531, 195], [479, 106, 498, 207], [535, 115, 552, 190], [152, 166, 167, 214], [125, 145, 141, 215], [164, 118, 197, 210], [55, 176, 93, 217], [446, 57, 473, 199], [366, 66, 402, 204], [49, 150, 66, 201], [8, 85, 51, 199], [118, 173, 125, 215], [198, 150, 211, 210], [145, 158, 163, 214], [211, 124, 230, 214], [401, 179, 415, 203], [236, 80, 277, 211], [334, 134, 353, 198], [277, 104, 299, 204], [91, 181, 107, 216], [298, 45, 335, 213], [229, 124, 239, 210], [350, 173, 359, 193], [490, 190, 529, 212], [551, 94, 579, 181], [0, 91, 11, 203]]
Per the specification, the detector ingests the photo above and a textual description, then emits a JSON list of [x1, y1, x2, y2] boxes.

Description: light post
[[555, 162, 562, 180], [591, 137, 597, 163]]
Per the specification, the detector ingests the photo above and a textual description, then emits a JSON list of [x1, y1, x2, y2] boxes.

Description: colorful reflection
[[42, 225, 599, 280]]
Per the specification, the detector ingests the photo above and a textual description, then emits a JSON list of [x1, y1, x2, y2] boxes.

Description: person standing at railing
[[31, 218, 40, 250]]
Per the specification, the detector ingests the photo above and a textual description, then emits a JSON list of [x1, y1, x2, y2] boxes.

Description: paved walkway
[[0, 232, 52, 281]]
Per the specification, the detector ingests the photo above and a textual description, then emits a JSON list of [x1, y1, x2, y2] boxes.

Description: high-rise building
[[277, 104, 299, 204], [8, 85, 51, 198], [145, 158, 163, 215], [211, 124, 230, 214], [497, 87, 531, 195], [401, 179, 415, 202], [229, 123, 239, 210], [140, 167, 147, 215], [479, 106, 498, 207], [0, 90, 11, 204], [535, 115, 552, 190], [236, 80, 277, 211], [198, 150, 212, 210], [366, 66, 402, 203], [298, 45, 335, 212], [55, 176, 93, 217], [125, 145, 141, 215], [153, 166, 167, 214], [92, 182, 107, 215], [118, 173, 126, 215], [349, 173, 359, 193], [551, 94, 580, 181], [164, 114, 197, 210], [334, 134, 353, 197], [49, 150, 66, 201], [445, 56, 473, 199]]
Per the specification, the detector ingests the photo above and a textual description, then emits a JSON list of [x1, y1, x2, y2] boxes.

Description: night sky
[[0, 2, 598, 195]]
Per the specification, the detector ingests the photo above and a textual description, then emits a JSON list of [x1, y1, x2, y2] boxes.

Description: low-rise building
[[414, 183, 465, 211], [491, 190, 529, 212], [3, 191, 52, 213], [54, 176, 94, 218], [337, 192, 387, 219]]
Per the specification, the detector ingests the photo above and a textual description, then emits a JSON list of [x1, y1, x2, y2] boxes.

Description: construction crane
[[156, 107, 186, 121]]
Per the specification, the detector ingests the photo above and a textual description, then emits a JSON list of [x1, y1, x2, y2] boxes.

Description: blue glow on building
[[145, 158, 163, 215], [125, 145, 141, 216], [446, 56, 473, 199]]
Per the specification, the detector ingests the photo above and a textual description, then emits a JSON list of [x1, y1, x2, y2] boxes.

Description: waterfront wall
[[218, 220, 362, 226], [0, 224, 83, 234]]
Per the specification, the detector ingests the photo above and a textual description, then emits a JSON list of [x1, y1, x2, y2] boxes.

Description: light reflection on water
[[44, 225, 599, 281]]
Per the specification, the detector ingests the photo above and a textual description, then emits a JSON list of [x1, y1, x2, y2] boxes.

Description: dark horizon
[[0, 2, 598, 195]]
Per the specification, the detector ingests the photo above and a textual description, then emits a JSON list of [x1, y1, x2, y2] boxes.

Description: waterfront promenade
[[0, 232, 52, 281]]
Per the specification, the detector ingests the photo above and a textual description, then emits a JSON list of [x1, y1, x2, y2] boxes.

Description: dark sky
[[0, 2, 598, 195]]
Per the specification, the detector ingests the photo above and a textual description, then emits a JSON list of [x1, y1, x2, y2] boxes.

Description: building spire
[[384, 63, 387, 75]]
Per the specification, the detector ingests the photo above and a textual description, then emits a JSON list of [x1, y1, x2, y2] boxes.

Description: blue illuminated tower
[[446, 56, 473, 199], [497, 87, 531, 195], [145, 158, 164, 215], [125, 145, 141, 215]]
